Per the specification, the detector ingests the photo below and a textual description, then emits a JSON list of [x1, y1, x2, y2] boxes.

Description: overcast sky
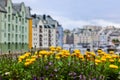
[[12, 0, 120, 30]]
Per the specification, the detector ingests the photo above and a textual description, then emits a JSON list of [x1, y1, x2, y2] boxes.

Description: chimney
[[32, 14, 36, 18], [43, 14, 46, 20]]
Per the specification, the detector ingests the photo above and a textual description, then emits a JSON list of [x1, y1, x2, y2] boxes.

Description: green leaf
[[58, 61, 63, 66]]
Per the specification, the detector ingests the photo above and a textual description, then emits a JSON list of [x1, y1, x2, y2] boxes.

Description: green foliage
[[0, 53, 120, 80]]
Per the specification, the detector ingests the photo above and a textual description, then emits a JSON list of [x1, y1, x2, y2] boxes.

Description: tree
[[112, 39, 119, 43]]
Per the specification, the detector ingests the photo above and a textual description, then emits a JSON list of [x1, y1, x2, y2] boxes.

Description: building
[[0, 0, 31, 53], [73, 33, 80, 45], [63, 29, 74, 45], [72, 26, 102, 47], [32, 14, 61, 49], [63, 26, 103, 51], [56, 25, 63, 47], [98, 27, 114, 46]]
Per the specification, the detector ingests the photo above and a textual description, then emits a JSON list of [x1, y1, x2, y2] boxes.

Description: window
[[22, 43, 24, 49], [52, 25, 55, 28], [25, 27, 27, 31], [19, 17, 21, 21], [22, 35, 24, 41], [19, 35, 21, 38], [4, 14, 6, 18], [12, 15, 14, 20], [8, 7, 10, 12], [39, 29, 42, 33], [8, 34, 10, 41], [8, 24, 10, 32], [8, 43, 10, 49], [4, 23, 6, 31], [39, 25, 42, 28], [25, 20, 27, 23], [12, 24, 14, 31], [12, 34, 14, 38], [16, 17, 18, 23], [16, 25, 18, 32], [15, 34, 17, 41], [39, 42, 42, 46], [22, 18, 24, 24], [19, 26, 21, 31], [15, 43, 17, 49], [22, 12, 24, 16], [22, 27, 24, 33], [4, 33, 6, 37], [8, 15, 10, 22]]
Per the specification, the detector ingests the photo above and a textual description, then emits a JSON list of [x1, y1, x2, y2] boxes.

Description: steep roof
[[0, 0, 7, 12], [0, 0, 7, 7], [0, 4, 6, 12], [12, 3, 21, 12], [25, 7, 31, 18], [32, 15, 42, 26], [0, 0, 31, 19]]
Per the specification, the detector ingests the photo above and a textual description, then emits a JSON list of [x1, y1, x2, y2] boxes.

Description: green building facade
[[0, 0, 31, 53]]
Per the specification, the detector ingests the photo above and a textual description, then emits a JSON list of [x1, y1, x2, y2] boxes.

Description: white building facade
[[32, 15, 59, 49]]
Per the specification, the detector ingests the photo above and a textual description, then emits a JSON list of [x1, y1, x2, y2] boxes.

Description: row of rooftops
[[32, 14, 61, 28], [64, 26, 120, 37], [0, 0, 31, 19], [0, 0, 62, 28]]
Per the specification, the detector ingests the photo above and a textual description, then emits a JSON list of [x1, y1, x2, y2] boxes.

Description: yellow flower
[[55, 56, 60, 60], [18, 59, 22, 63], [19, 55, 25, 60], [109, 51, 114, 54], [111, 54, 119, 58], [106, 55, 112, 59], [95, 59, 101, 63], [95, 63, 98, 65], [56, 46, 62, 51], [78, 55, 84, 59], [90, 52, 96, 56], [39, 50, 48, 55], [82, 58, 85, 61], [49, 51, 54, 55], [109, 64, 118, 69], [109, 59, 114, 63], [118, 59, 120, 62], [49, 46, 56, 51], [63, 52, 70, 57], [85, 51, 90, 55], [34, 51, 38, 55], [71, 53, 76, 57], [56, 52, 63, 57], [74, 49, 81, 53], [25, 59, 31, 62], [24, 52, 31, 57], [101, 58, 106, 62], [31, 55, 37, 59], [97, 50, 102, 53], [24, 62, 31, 66], [30, 58, 36, 62], [38, 54, 42, 57], [96, 56, 101, 59], [98, 52, 104, 55]]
